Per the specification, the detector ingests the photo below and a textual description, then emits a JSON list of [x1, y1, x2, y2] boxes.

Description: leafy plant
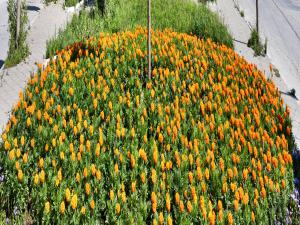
[[46, 0, 233, 58], [247, 29, 266, 56], [64, 0, 79, 7], [0, 28, 295, 224], [5, 0, 29, 68]]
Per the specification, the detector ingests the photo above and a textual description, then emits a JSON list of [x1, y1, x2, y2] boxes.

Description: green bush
[[5, 0, 29, 68], [46, 0, 233, 58], [247, 29, 266, 56]]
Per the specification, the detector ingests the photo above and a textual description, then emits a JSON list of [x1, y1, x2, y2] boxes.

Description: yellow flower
[[83, 167, 88, 178], [44, 201, 50, 214], [40, 170, 45, 184], [116, 203, 121, 214], [17, 169, 23, 183], [159, 212, 164, 224], [81, 206, 86, 215], [4, 140, 11, 151], [26, 117, 31, 127], [151, 169, 157, 184], [187, 200, 192, 213], [34, 174, 39, 185], [71, 194, 78, 209], [69, 87, 74, 96], [60, 201, 65, 214], [151, 192, 157, 213], [110, 189, 114, 200], [167, 215, 172, 225], [23, 153, 28, 163], [85, 183, 91, 196], [158, 133, 164, 143], [245, 209, 253, 222], [228, 212, 233, 225], [233, 199, 239, 211], [90, 199, 95, 210], [166, 193, 171, 212], [108, 101, 113, 111], [205, 168, 210, 180], [175, 192, 180, 205], [121, 191, 126, 203], [39, 158, 44, 169], [66, 188, 71, 202], [8, 149, 15, 160], [131, 181, 136, 193], [153, 145, 158, 164], [21, 136, 25, 146], [140, 171, 146, 183], [96, 170, 102, 180]]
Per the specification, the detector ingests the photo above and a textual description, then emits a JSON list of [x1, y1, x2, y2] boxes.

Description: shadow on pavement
[[233, 38, 248, 45], [280, 90, 299, 101], [26, 5, 40, 11]]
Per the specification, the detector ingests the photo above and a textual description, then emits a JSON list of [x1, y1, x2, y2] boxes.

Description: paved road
[[0, 0, 43, 69], [236, 0, 300, 98]]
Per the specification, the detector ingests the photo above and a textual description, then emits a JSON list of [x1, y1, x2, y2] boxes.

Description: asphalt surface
[[236, 0, 300, 98], [0, 0, 43, 69]]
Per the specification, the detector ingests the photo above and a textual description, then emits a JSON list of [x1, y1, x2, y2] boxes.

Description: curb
[[65, 0, 84, 13]]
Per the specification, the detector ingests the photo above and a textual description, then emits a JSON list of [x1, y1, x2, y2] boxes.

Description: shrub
[[0, 28, 294, 224], [5, 0, 29, 68], [247, 29, 266, 56], [46, 0, 233, 58]]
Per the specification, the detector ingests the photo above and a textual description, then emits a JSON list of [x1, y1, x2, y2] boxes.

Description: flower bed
[[0, 28, 294, 224]]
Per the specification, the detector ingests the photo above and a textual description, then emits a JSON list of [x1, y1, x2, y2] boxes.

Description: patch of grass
[[46, 0, 233, 58], [43, 0, 57, 5], [247, 29, 266, 56], [240, 10, 244, 17], [64, 0, 79, 8]]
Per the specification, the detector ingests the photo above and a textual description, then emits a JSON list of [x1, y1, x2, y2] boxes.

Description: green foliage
[[64, 0, 79, 7], [247, 29, 266, 56], [5, 0, 29, 68], [46, 0, 233, 58], [44, 0, 57, 5]]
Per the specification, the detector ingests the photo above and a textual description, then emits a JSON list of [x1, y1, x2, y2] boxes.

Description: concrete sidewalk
[[0, 0, 45, 69], [206, 0, 300, 149], [0, 3, 73, 131], [234, 0, 300, 98]]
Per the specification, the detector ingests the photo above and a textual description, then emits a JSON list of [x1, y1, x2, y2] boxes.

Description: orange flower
[[227, 212, 233, 225], [187, 201, 192, 213]]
